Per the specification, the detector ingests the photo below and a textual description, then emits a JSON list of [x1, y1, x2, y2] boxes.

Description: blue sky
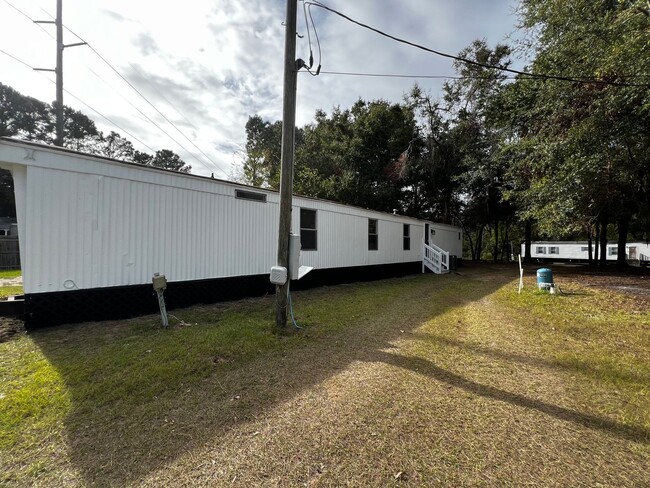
[[0, 0, 521, 178]]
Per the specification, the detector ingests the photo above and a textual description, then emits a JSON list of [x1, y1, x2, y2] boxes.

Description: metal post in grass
[[153, 273, 169, 327]]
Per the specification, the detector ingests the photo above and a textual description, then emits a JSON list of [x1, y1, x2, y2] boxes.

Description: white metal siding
[[21, 165, 281, 293], [521, 242, 650, 260], [430, 223, 463, 257], [293, 200, 424, 269], [0, 140, 460, 294]]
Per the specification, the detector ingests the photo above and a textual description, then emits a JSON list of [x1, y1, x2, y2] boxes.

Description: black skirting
[[23, 261, 422, 327]]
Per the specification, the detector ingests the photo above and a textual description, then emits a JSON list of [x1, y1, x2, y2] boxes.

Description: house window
[[235, 189, 267, 202], [608, 247, 618, 256], [536, 246, 546, 254], [368, 219, 378, 251], [300, 208, 317, 251], [403, 224, 410, 251], [581, 246, 590, 252], [549, 246, 559, 254]]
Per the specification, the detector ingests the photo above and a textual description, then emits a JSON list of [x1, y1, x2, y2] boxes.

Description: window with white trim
[[368, 219, 378, 251], [403, 224, 410, 251], [300, 208, 317, 251]]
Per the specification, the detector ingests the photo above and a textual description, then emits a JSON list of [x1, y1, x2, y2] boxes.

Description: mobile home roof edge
[[0, 136, 445, 226]]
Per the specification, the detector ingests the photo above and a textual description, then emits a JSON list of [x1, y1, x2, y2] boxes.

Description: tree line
[[0, 82, 191, 173], [240, 0, 649, 264]]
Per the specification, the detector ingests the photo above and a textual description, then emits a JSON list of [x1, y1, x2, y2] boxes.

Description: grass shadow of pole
[[370, 350, 650, 445]]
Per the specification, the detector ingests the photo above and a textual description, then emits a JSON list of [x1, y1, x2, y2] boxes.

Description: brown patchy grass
[[1, 263, 649, 487]]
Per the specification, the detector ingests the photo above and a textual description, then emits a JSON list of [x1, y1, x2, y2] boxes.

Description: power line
[[312, 69, 650, 81], [59, 26, 229, 177], [84, 64, 181, 131], [305, 1, 650, 88], [300, 0, 322, 76], [2, 0, 56, 41], [40, 1, 202, 135], [0, 49, 156, 152], [60, 87, 156, 153], [5, 0, 229, 178], [83, 65, 222, 172], [0, 48, 34, 70], [311, 70, 519, 80], [128, 62, 201, 133]]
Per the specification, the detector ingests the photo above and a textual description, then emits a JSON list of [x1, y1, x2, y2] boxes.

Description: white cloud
[[0, 0, 520, 177]]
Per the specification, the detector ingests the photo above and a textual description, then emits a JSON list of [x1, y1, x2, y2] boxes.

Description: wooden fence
[[0, 237, 20, 270]]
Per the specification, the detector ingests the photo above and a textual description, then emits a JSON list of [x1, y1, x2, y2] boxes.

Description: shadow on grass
[[370, 350, 650, 445], [412, 332, 650, 387], [25, 264, 648, 485]]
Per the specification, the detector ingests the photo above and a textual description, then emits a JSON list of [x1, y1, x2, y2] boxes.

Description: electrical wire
[[307, 3, 322, 75], [0, 49, 157, 152], [128, 62, 201, 134], [7, 0, 230, 178], [301, 0, 314, 68], [62, 26, 230, 178], [83, 64, 216, 168], [305, 1, 650, 88], [60, 89, 156, 153], [310, 70, 521, 80], [2, 0, 56, 41], [0, 48, 34, 70], [297, 1, 323, 76], [287, 285, 303, 330]]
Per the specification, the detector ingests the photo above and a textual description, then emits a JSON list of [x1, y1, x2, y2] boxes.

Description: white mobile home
[[522, 241, 650, 263], [0, 138, 462, 326]]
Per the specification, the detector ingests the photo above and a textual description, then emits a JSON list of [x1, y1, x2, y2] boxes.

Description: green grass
[[1, 277, 446, 481], [493, 281, 650, 430], [0, 285, 23, 299], [0, 269, 21, 280], [1, 266, 649, 487]]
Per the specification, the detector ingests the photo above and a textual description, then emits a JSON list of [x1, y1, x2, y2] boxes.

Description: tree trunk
[[493, 219, 499, 263], [501, 220, 510, 262], [587, 228, 593, 265], [524, 220, 532, 264], [475, 226, 484, 261], [594, 220, 600, 266], [464, 229, 474, 261], [599, 213, 608, 266], [617, 216, 629, 266]]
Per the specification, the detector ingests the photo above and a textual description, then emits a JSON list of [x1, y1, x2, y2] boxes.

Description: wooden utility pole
[[55, 0, 64, 146], [35, 0, 86, 147], [275, 0, 299, 329]]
